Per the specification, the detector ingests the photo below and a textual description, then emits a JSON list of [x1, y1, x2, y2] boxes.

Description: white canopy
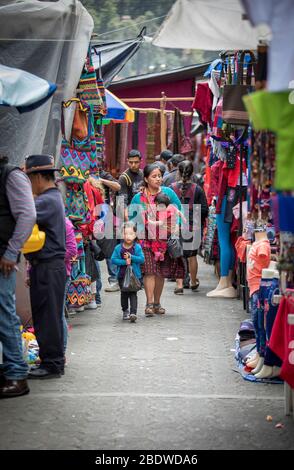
[[153, 0, 270, 51]]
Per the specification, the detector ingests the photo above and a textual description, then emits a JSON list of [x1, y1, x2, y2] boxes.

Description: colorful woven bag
[[60, 99, 98, 182], [65, 183, 91, 226], [67, 258, 91, 308], [78, 48, 105, 115]]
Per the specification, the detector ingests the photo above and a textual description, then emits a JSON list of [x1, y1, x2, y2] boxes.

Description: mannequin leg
[[207, 197, 236, 297]]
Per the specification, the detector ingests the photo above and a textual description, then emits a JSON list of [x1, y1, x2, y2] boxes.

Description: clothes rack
[[123, 93, 194, 150]]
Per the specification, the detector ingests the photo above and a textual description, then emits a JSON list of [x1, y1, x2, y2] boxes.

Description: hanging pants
[[216, 196, 235, 277], [30, 258, 66, 374]]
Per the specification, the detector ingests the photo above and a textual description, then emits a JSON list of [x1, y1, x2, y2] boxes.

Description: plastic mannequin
[[254, 263, 281, 379], [207, 195, 237, 298], [247, 226, 271, 372]]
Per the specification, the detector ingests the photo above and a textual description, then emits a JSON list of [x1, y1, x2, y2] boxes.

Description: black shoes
[[28, 367, 62, 379], [0, 379, 30, 398]]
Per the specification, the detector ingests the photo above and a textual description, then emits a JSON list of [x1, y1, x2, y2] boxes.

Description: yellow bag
[[21, 224, 46, 254]]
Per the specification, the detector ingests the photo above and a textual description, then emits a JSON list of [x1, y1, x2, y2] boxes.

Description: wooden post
[[160, 92, 167, 151]]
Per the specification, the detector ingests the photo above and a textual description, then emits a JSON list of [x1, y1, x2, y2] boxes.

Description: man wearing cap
[[0, 156, 36, 398], [24, 154, 66, 379]]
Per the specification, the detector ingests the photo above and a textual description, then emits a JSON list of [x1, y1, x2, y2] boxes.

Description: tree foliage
[[81, 0, 217, 80]]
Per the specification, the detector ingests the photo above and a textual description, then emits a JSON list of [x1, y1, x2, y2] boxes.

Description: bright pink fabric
[[65, 217, 78, 276]]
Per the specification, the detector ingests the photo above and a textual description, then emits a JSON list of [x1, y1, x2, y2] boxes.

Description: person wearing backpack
[[171, 160, 208, 295], [118, 149, 144, 221]]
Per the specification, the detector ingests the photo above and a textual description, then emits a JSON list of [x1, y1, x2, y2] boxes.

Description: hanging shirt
[[244, 90, 294, 191]]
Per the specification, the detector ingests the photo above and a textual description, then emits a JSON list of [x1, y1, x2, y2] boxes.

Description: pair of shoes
[[105, 282, 120, 292], [0, 379, 30, 398], [86, 301, 98, 310], [154, 304, 166, 314], [174, 287, 184, 295], [191, 279, 200, 291], [28, 367, 61, 379], [145, 304, 155, 317], [123, 310, 130, 321], [129, 313, 137, 323]]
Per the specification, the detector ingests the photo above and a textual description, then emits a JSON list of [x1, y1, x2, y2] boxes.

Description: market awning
[[105, 89, 134, 123], [152, 0, 271, 50], [0, 64, 57, 113], [91, 29, 145, 87]]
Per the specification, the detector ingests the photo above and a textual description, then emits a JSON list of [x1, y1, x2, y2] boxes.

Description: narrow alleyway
[[1, 260, 293, 450]]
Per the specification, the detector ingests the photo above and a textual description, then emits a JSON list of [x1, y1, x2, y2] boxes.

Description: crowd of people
[[0, 148, 208, 398]]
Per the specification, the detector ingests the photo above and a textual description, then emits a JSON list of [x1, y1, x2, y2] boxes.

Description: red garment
[[269, 294, 294, 388], [215, 163, 229, 214], [223, 153, 247, 188], [80, 180, 104, 237], [208, 159, 223, 202], [235, 236, 251, 263], [192, 83, 213, 126]]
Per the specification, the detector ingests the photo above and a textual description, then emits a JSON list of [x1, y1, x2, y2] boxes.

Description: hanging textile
[[132, 111, 140, 149], [78, 48, 104, 115], [166, 112, 174, 151], [154, 112, 161, 157], [118, 123, 129, 174], [60, 99, 98, 182], [169, 108, 181, 154], [104, 122, 116, 171], [146, 111, 160, 163]]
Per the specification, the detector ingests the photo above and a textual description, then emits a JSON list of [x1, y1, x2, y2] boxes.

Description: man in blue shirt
[[25, 154, 66, 379]]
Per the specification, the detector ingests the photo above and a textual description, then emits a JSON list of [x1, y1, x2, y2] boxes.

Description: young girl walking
[[111, 222, 145, 322]]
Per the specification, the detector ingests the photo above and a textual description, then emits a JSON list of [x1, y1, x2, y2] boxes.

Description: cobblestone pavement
[[1, 259, 294, 450]]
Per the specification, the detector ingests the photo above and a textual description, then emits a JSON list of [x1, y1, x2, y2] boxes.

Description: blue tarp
[[0, 64, 57, 113]]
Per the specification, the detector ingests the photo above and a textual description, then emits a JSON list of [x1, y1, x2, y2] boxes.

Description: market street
[[1, 260, 293, 450]]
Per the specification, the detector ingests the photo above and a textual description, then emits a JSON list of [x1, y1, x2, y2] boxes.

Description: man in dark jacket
[[24, 154, 66, 379], [0, 156, 36, 398], [118, 149, 144, 221]]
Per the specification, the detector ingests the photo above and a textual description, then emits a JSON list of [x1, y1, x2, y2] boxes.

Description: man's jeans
[[0, 270, 28, 379], [250, 291, 266, 357], [106, 258, 117, 284]]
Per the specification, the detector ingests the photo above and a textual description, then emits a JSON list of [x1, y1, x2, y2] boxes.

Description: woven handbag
[[67, 258, 91, 308], [223, 51, 256, 126], [60, 99, 98, 182], [78, 48, 105, 115], [65, 182, 91, 226]]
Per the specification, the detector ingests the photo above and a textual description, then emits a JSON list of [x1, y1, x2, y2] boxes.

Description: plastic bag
[[121, 265, 141, 292], [167, 236, 183, 259]]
